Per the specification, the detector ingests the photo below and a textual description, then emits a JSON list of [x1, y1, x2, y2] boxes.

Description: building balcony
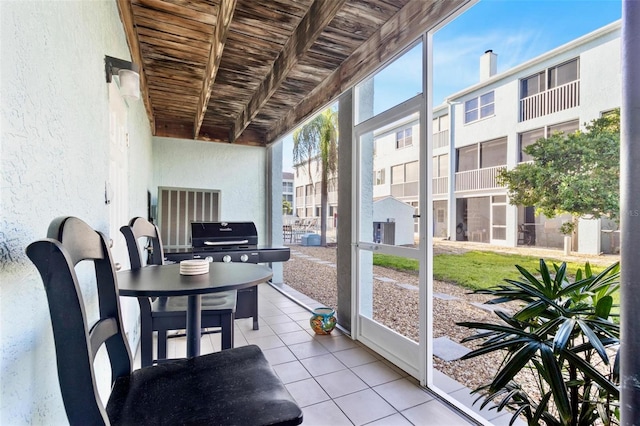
[[433, 176, 448, 195], [455, 166, 505, 192], [433, 129, 449, 149], [391, 181, 419, 198], [520, 80, 580, 121]]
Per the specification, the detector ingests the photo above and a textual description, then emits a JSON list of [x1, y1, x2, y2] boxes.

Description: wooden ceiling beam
[[231, 0, 347, 143], [116, 0, 156, 133], [199, 125, 265, 147], [194, 0, 237, 138], [265, 0, 468, 145]]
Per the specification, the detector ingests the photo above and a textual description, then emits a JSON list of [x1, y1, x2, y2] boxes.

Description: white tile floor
[[133, 284, 509, 425]]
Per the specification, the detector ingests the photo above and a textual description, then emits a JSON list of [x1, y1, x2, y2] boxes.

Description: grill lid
[[191, 222, 258, 249]]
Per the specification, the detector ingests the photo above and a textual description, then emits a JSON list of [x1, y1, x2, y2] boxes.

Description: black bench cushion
[[107, 345, 303, 426]]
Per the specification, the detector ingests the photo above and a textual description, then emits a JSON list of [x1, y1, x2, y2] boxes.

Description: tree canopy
[[497, 110, 619, 234]]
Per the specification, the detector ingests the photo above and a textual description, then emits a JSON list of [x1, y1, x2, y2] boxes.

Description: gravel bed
[[282, 244, 530, 397], [282, 242, 620, 420]]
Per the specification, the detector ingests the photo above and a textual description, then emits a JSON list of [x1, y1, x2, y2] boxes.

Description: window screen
[[480, 138, 507, 168], [549, 59, 579, 88], [519, 128, 544, 162], [457, 145, 478, 172]]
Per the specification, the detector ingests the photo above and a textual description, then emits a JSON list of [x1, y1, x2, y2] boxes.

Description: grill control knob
[[222, 255, 232, 263], [205, 256, 213, 262], [240, 254, 249, 262]]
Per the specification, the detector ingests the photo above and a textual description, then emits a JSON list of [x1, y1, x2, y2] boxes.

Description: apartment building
[[292, 21, 621, 254], [293, 158, 338, 227], [439, 20, 620, 254], [282, 171, 295, 215]]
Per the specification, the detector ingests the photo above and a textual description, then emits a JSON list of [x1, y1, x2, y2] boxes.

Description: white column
[[267, 141, 284, 284]]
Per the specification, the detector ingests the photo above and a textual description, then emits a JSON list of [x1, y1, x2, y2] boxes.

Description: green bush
[[458, 260, 620, 426]]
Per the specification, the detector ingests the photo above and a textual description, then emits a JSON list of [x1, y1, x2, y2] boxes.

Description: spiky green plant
[[458, 260, 620, 425]]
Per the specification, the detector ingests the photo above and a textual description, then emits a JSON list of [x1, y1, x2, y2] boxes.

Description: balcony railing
[[520, 80, 580, 121], [455, 166, 505, 192], [391, 181, 419, 198], [433, 176, 448, 195], [433, 130, 449, 149]]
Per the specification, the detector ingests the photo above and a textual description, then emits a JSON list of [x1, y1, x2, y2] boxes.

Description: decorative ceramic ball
[[310, 307, 337, 335]]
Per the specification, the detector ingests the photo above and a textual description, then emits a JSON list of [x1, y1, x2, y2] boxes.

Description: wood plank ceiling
[[117, 0, 465, 147]]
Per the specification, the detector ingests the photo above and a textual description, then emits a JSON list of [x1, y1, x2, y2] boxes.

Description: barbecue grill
[[165, 222, 290, 330]]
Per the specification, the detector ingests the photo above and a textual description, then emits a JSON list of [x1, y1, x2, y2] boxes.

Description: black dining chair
[[26, 216, 303, 425], [120, 217, 237, 367]]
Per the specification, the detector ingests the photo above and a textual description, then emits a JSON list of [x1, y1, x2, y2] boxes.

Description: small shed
[[373, 196, 415, 246]]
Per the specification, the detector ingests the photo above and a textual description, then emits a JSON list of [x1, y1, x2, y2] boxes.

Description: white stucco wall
[[152, 137, 268, 243], [1, 2, 153, 424]]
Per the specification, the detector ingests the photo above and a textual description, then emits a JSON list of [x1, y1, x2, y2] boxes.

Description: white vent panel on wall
[[158, 187, 220, 249]]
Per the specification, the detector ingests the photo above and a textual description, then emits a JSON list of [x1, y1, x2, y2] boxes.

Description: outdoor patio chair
[[120, 217, 236, 367], [26, 216, 302, 425], [283, 224, 293, 243]]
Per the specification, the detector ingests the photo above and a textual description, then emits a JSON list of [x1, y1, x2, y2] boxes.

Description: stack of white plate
[[179, 259, 210, 275]]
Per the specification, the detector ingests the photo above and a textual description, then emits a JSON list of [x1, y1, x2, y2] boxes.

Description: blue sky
[[282, 0, 621, 172]]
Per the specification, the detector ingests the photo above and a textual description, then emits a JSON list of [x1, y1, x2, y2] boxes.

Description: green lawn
[[373, 250, 613, 291]]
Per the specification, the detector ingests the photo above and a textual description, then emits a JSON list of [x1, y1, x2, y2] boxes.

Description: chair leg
[[157, 329, 168, 361], [251, 289, 259, 330], [138, 297, 154, 368], [221, 313, 234, 350]]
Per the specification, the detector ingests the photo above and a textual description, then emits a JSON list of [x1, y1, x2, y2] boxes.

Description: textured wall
[[1, 2, 152, 423], [152, 137, 267, 242]]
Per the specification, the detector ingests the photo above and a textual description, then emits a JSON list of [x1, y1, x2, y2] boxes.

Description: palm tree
[[292, 108, 338, 246]]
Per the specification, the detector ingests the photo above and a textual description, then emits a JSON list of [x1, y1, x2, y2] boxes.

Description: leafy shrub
[[458, 260, 620, 425]]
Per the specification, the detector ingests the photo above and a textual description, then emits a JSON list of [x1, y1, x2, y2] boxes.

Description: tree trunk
[[320, 174, 328, 246]]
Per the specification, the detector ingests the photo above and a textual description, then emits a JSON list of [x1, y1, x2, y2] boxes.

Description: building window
[[457, 138, 506, 172], [548, 58, 579, 89], [396, 127, 413, 149], [518, 120, 579, 162], [519, 128, 544, 162], [480, 137, 507, 168], [390, 161, 419, 197], [464, 91, 494, 124], [405, 160, 419, 183], [548, 119, 579, 136], [433, 154, 449, 178], [521, 71, 545, 98], [456, 145, 478, 172], [433, 115, 449, 149], [374, 169, 386, 185], [283, 181, 293, 192]]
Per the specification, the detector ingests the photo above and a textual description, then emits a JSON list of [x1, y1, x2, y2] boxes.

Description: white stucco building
[[297, 20, 621, 254], [436, 20, 621, 254]]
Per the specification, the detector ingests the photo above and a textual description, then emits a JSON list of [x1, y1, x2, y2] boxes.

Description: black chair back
[[27, 216, 132, 425], [120, 217, 164, 269]]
